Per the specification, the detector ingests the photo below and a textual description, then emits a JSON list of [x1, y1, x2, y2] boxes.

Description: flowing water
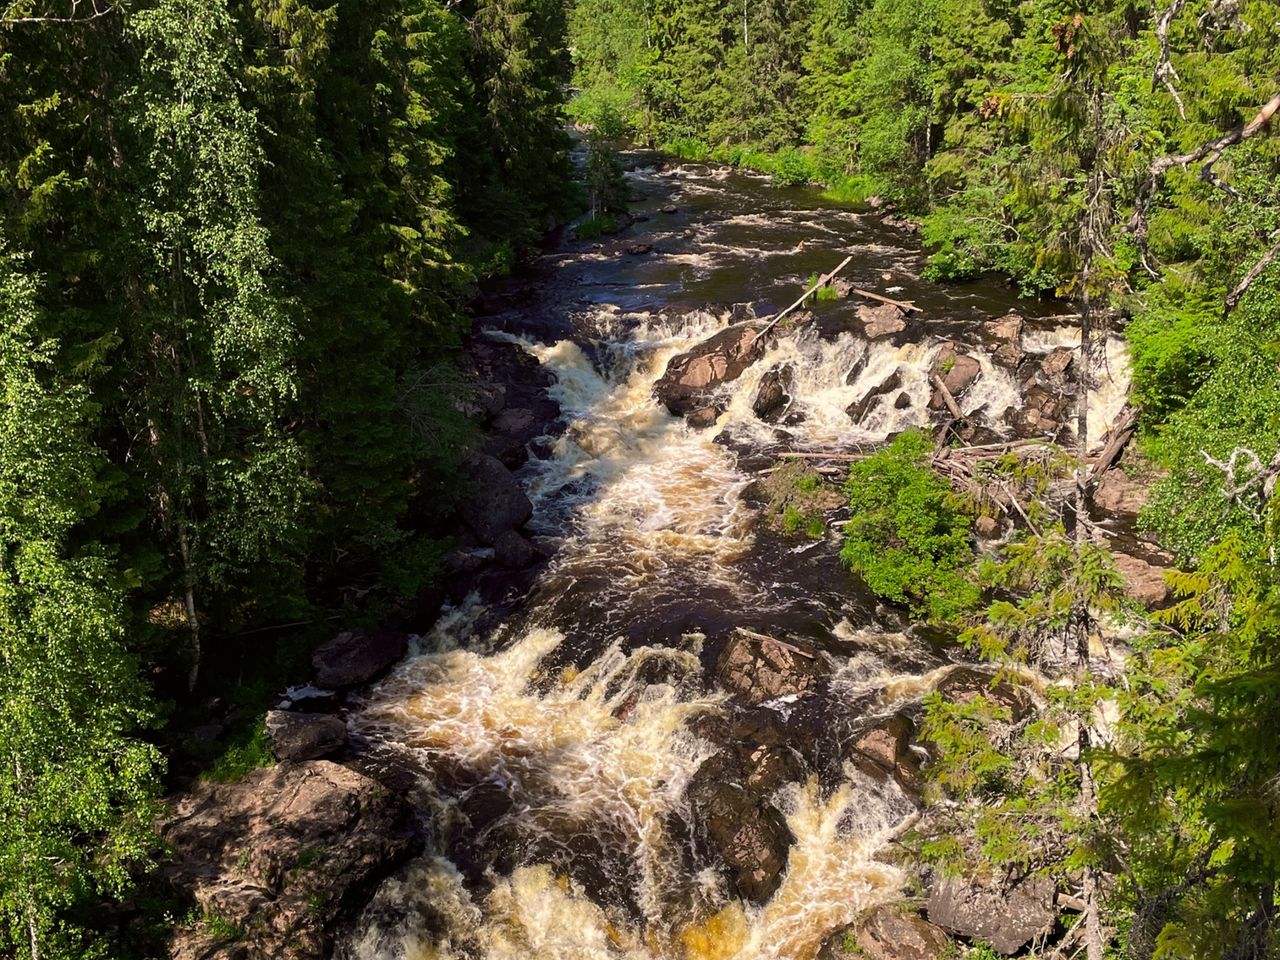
[[340, 155, 1131, 959]]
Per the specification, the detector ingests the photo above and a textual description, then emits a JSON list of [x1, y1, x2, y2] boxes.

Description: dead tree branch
[[1224, 229, 1280, 314], [1154, 0, 1189, 120], [2, 0, 117, 24]]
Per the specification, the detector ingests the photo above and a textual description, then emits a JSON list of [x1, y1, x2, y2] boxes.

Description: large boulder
[[931, 667, 1032, 722], [311, 630, 408, 690], [1113, 552, 1171, 607], [1012, 383, 1070, 439], [1093, 469, 1150, 516], [163, 761, 420, 960], [713, 631, 829, 703], [858, 303, 907, 339], [819, 904, 952, 960], [928, 343, 981, 410], [926, 873, 1056, 954], [684, 710, 806, 903], [460, 453, 533, 545], [654, 324, 761, 417], [264, 712, 348, 762]]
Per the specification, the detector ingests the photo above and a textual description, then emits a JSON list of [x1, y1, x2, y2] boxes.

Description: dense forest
[[0, 0, 569, 953], [2, 0, 1280, 956]]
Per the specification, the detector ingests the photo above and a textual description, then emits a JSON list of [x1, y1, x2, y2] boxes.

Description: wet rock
[[686, 774, 793, 902], [163, 761, 420, 960], [1040, 346, 1075, 382], [852, 711, 923, 796], [1093, 469, 1150, 515], [1012, 383, 1070, 439], [626, 242, 653, 255], [847, 369, 903, 424], [819, 904, 953, 960], [928, 344, 981, 409], [461, 453, 533, 545], [654, 323, 761, 417], [264, 711, 348, 761], [685, 710, 806, 903], [1113, 551, 1171, 607], [713, 631, 829, 703], [492, 529, 537, 569], [926, 873, 1056, 954], [985, 311, 1025, 368], [688, 405, 723, 428], [660, 204, 678, 214], [753, 366, 793, 421], [932, 666, 1032, 722], [858, 303, 907, 339], [894, 391, 912, 410], [311, 630, 408, 690], [882, 213, 920, 233]]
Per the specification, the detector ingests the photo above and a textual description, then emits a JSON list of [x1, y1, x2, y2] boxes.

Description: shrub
[[841, 430, 979, 621]]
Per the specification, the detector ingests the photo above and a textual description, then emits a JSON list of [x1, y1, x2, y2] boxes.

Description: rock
[[1113, 551, 1171, 607], [1093, 469, 1149, 515], [684, 709, 807, 903], [460, 453, 533, 544], [1012, 383, 1070, 439], [820, 904, 953, 960], [660, 204, 678, 214], [492, 529, 537, 569], [311, 630, 408, 689], [847, 369, 903, 424], [685, 774, 793, 902], [1040, 346, 1075, 382], [654, 324, 761, 417], [852, 711, 923, 796], [932, 666, 1032, 722], [163, 761, 420, 960], [985, 311, 1025, 367], [688, 405, 722, 428], [894, 391, 912, 410], [926, 873, 1056, 954], [753, 366, 793, 421], [264, 712, 348, 762], [858, 303, 907, 339], [626, 243, 653, 255], [713, 631, 829, 703], [928, 345, 981, 409], [975, 515, 1002, 539]]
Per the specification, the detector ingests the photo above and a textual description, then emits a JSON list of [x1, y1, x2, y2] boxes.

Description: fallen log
[[1087, 406, 1139, 485], [749, 255, 854, 348], [734, 626, 817, 660], [931, 374, 965, 421], [850, 286, 920, 313]]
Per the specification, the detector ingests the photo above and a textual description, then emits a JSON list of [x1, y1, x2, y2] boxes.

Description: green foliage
[[202, 719, 275, 784], [761, 461, 839, 540], [0, 246, 163, 960], [841, 430, 979, 621], [805, 273, 840, 303]]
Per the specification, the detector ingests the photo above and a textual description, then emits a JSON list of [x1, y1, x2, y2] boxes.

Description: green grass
[[201, 913, 245, 942], [202, 720, 274, 783], [805, 272, 841, 303], [574, 213, 619, 240]]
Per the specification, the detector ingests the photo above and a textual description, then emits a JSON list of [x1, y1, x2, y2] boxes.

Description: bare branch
[[1224, 230, 1280, 314], [1, 0, 117, 25], [1154, 0, 1189, 120]]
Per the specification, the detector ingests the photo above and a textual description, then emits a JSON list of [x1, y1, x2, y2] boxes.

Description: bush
[[841, 430, 979, 621]]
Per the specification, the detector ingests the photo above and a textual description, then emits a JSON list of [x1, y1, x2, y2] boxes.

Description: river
[[338, 155, 1131, 960]]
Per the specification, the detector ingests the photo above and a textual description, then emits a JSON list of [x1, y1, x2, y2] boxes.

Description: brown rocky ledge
[[162, 761, 420, 960]]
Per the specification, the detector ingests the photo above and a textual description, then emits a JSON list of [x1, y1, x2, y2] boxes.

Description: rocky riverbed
[[162, 152, 1169, 960]]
